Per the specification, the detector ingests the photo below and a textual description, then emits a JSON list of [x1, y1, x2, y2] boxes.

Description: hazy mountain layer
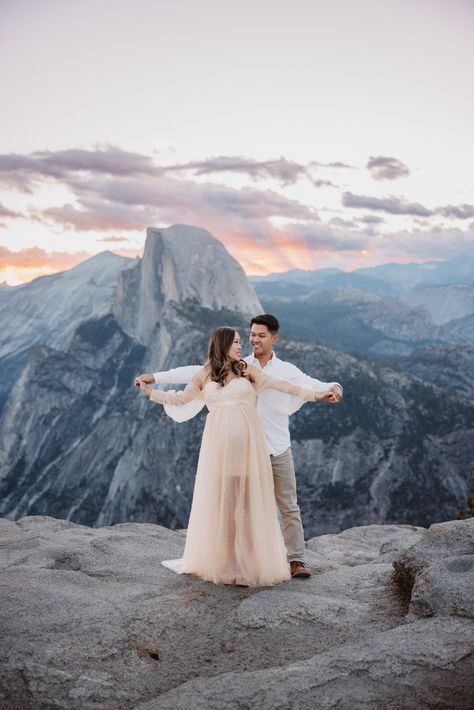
[[252, 253, 474, 299], [259, 285, 474, 364], [401, 284, 474, 325]]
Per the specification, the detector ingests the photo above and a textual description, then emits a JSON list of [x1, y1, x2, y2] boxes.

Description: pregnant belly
[[206, 405, 255, 459]]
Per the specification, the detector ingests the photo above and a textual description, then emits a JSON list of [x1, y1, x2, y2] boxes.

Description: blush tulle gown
[[149, 372, 316, 587]]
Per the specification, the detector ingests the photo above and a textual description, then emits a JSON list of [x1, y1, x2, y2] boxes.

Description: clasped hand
[[322, 385, 342, 403], [134, 374, 152, 396]]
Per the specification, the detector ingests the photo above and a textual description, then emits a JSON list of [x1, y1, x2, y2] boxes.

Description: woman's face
[[227, 331, 242, 361]]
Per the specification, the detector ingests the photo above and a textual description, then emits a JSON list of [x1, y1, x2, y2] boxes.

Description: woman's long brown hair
[[205, 326, 247, 386]]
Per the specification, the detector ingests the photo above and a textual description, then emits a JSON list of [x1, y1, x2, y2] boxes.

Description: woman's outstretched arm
[[138, 367, 208, 406]]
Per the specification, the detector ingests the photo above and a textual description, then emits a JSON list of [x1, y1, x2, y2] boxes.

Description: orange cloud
[[0, 246, 92, 285], [201, 221, 317, 275]]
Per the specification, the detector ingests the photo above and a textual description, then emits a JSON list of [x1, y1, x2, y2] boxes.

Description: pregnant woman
[[136, 326, 329, 588]]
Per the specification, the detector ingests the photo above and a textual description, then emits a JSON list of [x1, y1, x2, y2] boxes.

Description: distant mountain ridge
[[251, 253, 474, 299], [252, 254, 474, 371]]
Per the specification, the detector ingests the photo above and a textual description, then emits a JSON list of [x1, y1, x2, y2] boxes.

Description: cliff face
[[113, 224, 262, 356], [0, 251, 134, 413], [0, 514, 472, 709]]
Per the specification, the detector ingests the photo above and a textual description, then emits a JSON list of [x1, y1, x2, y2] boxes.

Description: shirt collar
[[248, 351, 279, 368]]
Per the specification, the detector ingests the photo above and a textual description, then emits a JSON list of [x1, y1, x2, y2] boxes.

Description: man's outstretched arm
[[135, 365, 203, 387]]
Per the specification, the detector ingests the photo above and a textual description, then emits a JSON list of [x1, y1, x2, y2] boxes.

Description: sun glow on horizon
[[0, 241, 453, 287]]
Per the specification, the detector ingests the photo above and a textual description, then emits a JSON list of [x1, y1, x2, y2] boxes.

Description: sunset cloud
[[1, 145, 473, 283], [369, 225, 474, 262], [358, 214, 385, 225], [32, 173, 315, 236], [0, 147, 317, 191], [342, 191, 433, 217], [0, 245, 91, 273], [312, 179, 337, 188], [367, 156, 410, 180], [169, 155, 311, 185], [314, 161, 355, 170], [437, 204, 474, 220], [0, 145, 159, 192], [282, 222, 371, 252], [1, 146, 467, 236], [0, 201, 20, 219], [98, 235, 135, 243], [36, 200, 155, 232]]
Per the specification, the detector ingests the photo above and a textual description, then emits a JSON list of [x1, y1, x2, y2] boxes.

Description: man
[[136, 314, 343, 578]]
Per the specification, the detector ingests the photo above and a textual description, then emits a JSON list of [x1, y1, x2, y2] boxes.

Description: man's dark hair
[[250, 314, 280, 334]]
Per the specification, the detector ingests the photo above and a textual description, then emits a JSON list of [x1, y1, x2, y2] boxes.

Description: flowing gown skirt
[[161, 393, 291, 587]]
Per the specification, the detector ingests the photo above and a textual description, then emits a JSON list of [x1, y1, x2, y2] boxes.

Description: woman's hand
[[323, 385, 342, 403], [137, 380, 152, 397], [316, 385, 342, 403], [134, 373, 154, 388]]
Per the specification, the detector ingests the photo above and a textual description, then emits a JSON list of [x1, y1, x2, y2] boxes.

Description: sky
[[0, 0, 473, 284]]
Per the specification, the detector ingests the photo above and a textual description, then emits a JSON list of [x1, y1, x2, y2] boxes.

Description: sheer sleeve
[[148, 370, 207, 422], [251, 369, 318, 403], [149, 380, 202, 406]]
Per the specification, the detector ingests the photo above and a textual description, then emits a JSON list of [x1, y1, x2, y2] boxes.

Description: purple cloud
[[437, 204, 474, 219], [367, 156, 410, 180], [342, 191, 433, 217], [0, 201, 20, 219], [169, 155, 310, 185]]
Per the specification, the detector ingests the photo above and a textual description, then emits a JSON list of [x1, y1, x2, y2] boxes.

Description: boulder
[[392, 517, 474, 618]]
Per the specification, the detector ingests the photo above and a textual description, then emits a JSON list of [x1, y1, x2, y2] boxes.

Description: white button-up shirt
[[153, 352, 342, 456]]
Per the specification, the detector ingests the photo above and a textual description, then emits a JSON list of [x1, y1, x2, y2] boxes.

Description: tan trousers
[[270, 447, 305, 562]]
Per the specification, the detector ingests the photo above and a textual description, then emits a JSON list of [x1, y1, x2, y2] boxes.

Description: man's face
[[249, 324, 277, 357]]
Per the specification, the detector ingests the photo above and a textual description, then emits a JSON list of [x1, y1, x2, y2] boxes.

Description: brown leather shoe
[[290, 560, 311, 578]]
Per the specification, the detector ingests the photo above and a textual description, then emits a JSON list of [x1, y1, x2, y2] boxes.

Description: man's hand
[[134, 373, 154, 388]]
